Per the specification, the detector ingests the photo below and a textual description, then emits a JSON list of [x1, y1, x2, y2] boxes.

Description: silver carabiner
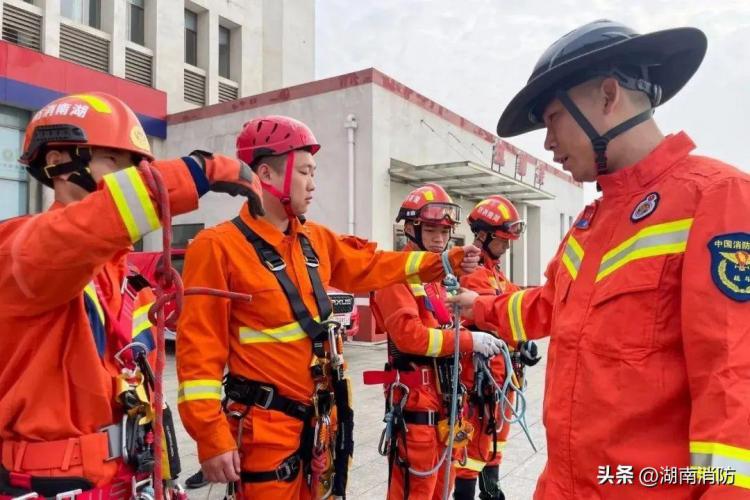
[[114, 342, 150, 368], [388, 380, 410, 411]]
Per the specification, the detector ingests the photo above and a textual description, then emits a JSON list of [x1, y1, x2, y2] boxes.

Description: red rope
[[137, 160, 252, 498]]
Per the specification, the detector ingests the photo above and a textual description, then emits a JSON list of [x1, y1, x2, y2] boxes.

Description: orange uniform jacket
[[472, 133, 750, 499], [0, 161, 198, 484], [372, 253, 474, 369], [176, 207, 467, 463], [460, 261, 518, 298]]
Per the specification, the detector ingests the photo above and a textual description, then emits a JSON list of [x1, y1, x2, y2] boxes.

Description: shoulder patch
[[708, 233, 750, 302]]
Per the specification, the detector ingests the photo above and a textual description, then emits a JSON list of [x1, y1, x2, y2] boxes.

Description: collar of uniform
[[237, 202, 300, 246], [482, 253, 498, 270], [404, 241, 421, 252], [597, 131, 696, 197]]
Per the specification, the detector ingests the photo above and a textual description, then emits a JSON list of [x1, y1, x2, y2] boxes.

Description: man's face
[[473, 231, 510, 258], [420, 223, 451, 253], [542, 83, 601, 182], [48, 147, 134, 196], [88, 148, 136, 181], [263, 150, 317, 216]]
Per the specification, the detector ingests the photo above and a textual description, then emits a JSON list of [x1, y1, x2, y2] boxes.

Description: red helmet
[[236, 115, 320, 165], [20, 92, 153, 188], [235, 116, 320, 217], [396, 183, 460, 228], [468, 195, 525, 240]]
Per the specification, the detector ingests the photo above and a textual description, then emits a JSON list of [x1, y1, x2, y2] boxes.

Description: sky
[[316, 0, 750, 202]]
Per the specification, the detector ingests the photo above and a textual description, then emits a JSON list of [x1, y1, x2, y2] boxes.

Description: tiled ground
[[165, 339, 548, 499]]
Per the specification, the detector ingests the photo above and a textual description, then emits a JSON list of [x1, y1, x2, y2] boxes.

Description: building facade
[[0, 0, 584, 340], [0, 0, 315, 219]]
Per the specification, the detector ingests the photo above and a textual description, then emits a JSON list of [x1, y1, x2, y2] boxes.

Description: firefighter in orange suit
[[175, 117, 481, 499], [366, 184, 504, 500], [448, 20, 750, 499], [0, 92, 263, 499], [454, 195, 524, 500]]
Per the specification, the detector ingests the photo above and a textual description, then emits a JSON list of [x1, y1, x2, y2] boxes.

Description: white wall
[[158, 80, 584, 286], [158, 84, 373, 249], [262, 0, 316, 91]]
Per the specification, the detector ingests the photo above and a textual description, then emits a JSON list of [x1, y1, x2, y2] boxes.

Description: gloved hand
[[471, 331, 504, 357], [189, 150, 264, 217]]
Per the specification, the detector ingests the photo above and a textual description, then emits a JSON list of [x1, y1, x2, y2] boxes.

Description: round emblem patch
[[130, 126, 151, 152], [631, 192, 659, 222]]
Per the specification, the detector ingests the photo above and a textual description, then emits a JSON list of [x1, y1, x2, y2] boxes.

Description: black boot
[[185, 470, 208, 489], [479, 465, 505, 500], [454, 477, 477, 500]]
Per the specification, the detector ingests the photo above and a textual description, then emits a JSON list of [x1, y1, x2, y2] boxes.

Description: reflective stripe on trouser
[[455, 392, 511, 480], [690, 441, 750, 489]]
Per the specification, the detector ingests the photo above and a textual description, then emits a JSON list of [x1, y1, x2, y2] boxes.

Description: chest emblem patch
[[631, 192, 660, 222]]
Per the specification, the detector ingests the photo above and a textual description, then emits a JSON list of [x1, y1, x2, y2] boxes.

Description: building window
[[218, 25, 230, 78], [184, 9, 198, 66], [61, 0, 101, 29], [0, 106, 30, 220], [127, 0, 145, 45]]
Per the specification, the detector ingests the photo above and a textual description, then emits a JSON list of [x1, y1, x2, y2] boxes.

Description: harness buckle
[[275, 457, 298, 482], [263, 258, 286, 272], [255, 385, 275, 409], [100, 422, 124, 460]]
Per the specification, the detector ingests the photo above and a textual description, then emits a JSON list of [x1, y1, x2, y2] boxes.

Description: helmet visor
[[419, 203, 461, 225], [497, 220, 526, 238]]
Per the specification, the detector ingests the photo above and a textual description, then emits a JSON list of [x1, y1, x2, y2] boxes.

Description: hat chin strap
[[39, 147, 97, 193], [260, 151, 297, 218], [555, 90, 654, 176]]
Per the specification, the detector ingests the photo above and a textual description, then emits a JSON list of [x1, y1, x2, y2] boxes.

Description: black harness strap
[[231, 217, 332, 341]]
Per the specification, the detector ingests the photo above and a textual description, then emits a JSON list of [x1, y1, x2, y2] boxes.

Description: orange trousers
[[386, 384, 457, 499], [229, 406, 339, 499]]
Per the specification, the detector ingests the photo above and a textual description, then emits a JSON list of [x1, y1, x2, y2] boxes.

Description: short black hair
[[251, 154, 287, 173]]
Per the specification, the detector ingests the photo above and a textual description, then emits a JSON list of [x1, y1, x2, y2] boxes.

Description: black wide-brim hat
[[497, 20, 707, 137]]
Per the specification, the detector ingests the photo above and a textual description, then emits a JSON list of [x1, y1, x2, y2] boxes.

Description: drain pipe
[[344, 114, 358, 234]]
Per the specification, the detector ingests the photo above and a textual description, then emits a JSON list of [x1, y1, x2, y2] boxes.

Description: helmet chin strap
[[260, 151, 297, 218], [555, 90, 654, 176], [45, 148, 97, 193], [479, 232, 502, 262]]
